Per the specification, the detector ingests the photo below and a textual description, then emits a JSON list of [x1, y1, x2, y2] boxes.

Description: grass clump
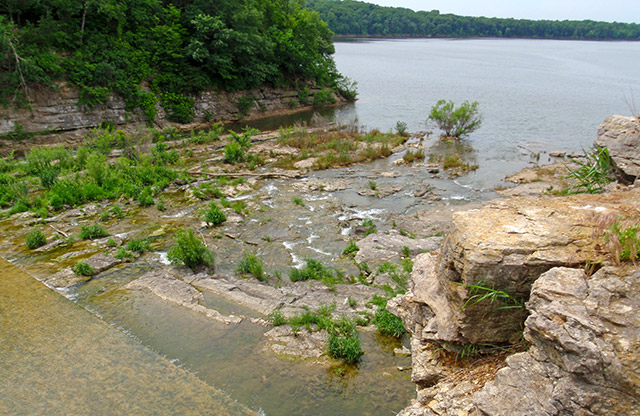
[[290, 258, 337, 286], [362, 219, 377, 236], [201, 202, 226, 226], [292, 197, 305, 207], [603, 218, 640, 264], [115, 247, 135, 261], [73, 261, 95, 277], [403, 149, 425, 164], [126, 238, 150, 253], [236, 252, 266, 282], [326, 316, 363, 364], [343, 240, 359, 256], [564, 146, 615, 194], [79, 224, 109, 240], [168, 229, 214, 270], [25, 229, 47, 249]]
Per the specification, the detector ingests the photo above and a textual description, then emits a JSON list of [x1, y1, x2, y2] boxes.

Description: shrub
[[73, 261, 95, 276], [162, 92, 194, 124], [268, 309, 287, 326], [428, 100, 482, 138], [335, 76, 358, 102], [362, 219, 377, 236], [26, 229, 47, 249], [201, 201, 226, 225], [79, 224, 109, 240], [403, 150, 425, 164], [236, 96, 255, 116], [605, 220, 640, 264], [236, 252, 266, 281], [312, 89, 336, 109], [115, 247, 134, 260], [167, 229, 215, 270]]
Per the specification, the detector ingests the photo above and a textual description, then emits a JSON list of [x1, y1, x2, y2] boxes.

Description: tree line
[[0, 0, 348, 121], [306, 0, 640, 40]]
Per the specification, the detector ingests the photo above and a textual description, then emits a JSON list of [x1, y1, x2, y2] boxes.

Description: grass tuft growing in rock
[[290, 258, 341, 288], [168, 229, 214, 270], [25, 229, 47, 249], [79, 224, 109, 240], [236, 252, 266, 282], [201, 201, 226, 226], [73, 261, 95, 276]]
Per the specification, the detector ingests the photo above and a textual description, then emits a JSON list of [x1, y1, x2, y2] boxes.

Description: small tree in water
[[428, 100, 482, 138]]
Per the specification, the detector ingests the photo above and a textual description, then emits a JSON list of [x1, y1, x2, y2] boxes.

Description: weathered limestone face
[[596, 115, 640, 183], [402, 189, 640, 349]]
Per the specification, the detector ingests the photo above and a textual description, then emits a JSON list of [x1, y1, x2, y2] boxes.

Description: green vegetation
[[604, 219, 640, 264], [395, 121, 408, 137], [126, 238, 150, 253], [361, 219, 377, 236], [201, 201, 226, 226], [224, 129, 258, 164], [292, 197, 305, 207], [25, 229, 46, 249], [343, 240, 359, 256], [403, 149, 425, 164], [290, 258, 341, 287], [458, 281, 524, 311], [564, 147, 615, 194], [73, 261, 95, 277], [369, 294, 407, 338], [79, 224, 109, 240], [115, 247, 135, 261], [1, 2, 350, 113], [268, 305, 363, 364], [236, 252, 266, 282], [167, 228, 214, 270], [428, 100, 482, 138], [306, 0, 640, 40]]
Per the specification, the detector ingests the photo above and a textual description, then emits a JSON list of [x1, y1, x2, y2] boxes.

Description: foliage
[[268, 309, 287, 326], [395, 121, 408, 136], [403, 149, 425, 164], [115, 247, 134, 260], [236, 96, 255, 116], [564, 146, 614, 194], [374, 299, 406, 338], [312, 89, 336, 109], [79, 224, 109, 240], [290, 258, 339, 287], [326, 316, 363, 364], [167, 228, 214, 270], [224, 128, 257, 164], [343, 240, 359, 256], [126, 238, 150, 253], [292, 197, 304, 206], [306, 0, 640, 40], [25, 229, 46, 249], [458, 281, 524, 311], [236, 252, 266, 282], [361, 219, 377, 236], [1, 1, 342, 110], [201, 201, 226, 226], [73, 261, 95, 277], [604, 219, 640, 264], [428, 100, 482, 138], [334, 76, 358, 102]]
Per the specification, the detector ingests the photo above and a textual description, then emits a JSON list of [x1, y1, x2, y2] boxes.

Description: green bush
[[290, 258, 335, 283], [73, 261, 95, 276], [201, 201, 226, 225], [25, 229, 47, 249], [268, 309, 287, 326], [428, 100, 482, 138], [343, 240, 359, 256], [564, 146, 615, 194], [79, 224, 109, 240], [115, 247, 135, 261], [236, 252, 266, 281], [167, 229, 215, 270], [312, 89, 336, 109], [335, 76, 358, 102], [236, 96, 255, 116], [162, 92, 194, 124], [395, 121, 409, 136]]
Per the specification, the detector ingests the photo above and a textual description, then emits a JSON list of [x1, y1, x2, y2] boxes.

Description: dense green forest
[[0, 0, 352, 122], [307, 0, 640, 40]]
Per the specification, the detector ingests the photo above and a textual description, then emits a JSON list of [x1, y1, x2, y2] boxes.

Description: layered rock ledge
[[395, 187, 640, 415]]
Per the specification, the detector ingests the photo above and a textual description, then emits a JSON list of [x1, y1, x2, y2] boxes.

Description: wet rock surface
[[354, 230, 443, 265]]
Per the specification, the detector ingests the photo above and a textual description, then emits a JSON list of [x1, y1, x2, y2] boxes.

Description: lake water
[[333, 38, 640, 191]]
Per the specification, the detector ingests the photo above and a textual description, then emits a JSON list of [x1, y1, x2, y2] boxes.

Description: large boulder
[[474, 265, 640, 415], [595, 115, 640, 183]]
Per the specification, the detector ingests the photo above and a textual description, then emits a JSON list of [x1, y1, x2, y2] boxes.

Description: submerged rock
[[354, 230, 443, 265], [264, 326, 329, 359]]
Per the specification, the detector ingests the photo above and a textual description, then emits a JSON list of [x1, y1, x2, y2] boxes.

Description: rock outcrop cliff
[[595, 115, 640, 183], [0, 83, 333, 136], [395, 116, 640, 415]]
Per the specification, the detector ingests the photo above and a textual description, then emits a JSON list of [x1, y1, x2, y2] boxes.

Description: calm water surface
[[333, 38, 640, 191]]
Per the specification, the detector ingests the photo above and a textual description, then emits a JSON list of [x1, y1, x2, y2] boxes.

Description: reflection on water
[[0, 257, 255, 416]]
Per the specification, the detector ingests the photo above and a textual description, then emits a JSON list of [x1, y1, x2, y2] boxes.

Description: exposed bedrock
[[595, 115, 640, 183]]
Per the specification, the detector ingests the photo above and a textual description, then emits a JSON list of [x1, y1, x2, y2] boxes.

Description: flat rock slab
[[355, 230, 443, 265], [357, 186, 403, 198], [127, 271, 242, 325], [264, 326, 329, 359], [291, 179, 349, 192], [42, 252, 124, 288]]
